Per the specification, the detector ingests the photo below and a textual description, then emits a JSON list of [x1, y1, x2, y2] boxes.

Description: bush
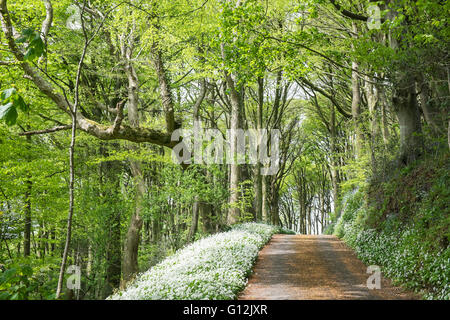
[[323, 222, 335, 235], [108, 222, 277, 300], [276, 227, 297, 235], [0, 258, 58, 300]]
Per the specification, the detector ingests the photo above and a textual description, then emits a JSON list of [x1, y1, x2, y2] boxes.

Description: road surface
[[239, 234, 418, 300]]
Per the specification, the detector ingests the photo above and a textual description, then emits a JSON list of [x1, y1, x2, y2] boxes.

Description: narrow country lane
[[239, 235, 419, 300]]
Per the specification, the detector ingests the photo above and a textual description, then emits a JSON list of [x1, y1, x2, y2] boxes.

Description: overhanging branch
[[18, 125, 72, 136], [329, 0, 368, 22], [296, 78, 351, 118], [0, 0, 175, 149]]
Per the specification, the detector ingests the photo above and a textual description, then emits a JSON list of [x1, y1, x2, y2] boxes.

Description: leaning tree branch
[[40, 0, 53, 41], [193, 79, 207, 120], [296, 78, 352, 118], [112, 100, 125, 135], [329, 0, 368, 22], [256, 31, 386, 82], [0, 0, 174, 148], [18, 125, 72, 136], [37, 113, 67, 126]]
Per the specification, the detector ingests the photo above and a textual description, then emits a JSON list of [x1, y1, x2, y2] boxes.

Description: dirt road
[[239, 234, 419, 300]]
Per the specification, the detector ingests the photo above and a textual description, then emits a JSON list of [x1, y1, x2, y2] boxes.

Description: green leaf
[[20, 265, 33, 277], [46, 293, 56, 300], [16, 35, 28, 44], [16, 28, 45, 61], [24, 47, 36, 61], [16, 28, 34, 44], [1, 88, 17, 101], [22, 28, 34, 37], [0, 102, 18, 126], [0, 292, 11, 300], [30, 37, 44, 56], [0, 267, 17, 285], [16, 95, 29, 112]]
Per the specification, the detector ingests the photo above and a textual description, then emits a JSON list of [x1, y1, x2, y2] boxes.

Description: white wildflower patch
[[334, 190, 450, 300], [108, 223, 277, 300]]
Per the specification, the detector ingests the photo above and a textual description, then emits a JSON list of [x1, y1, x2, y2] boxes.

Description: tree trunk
[[270, 189, 279, 226], [189, 79, 207, 239], [200, 202, 214, 233], [23, 172, 32, 256], [55, 107, 77, 299], [23, 131, 32, 257], [55, 32, 88, 296], [393, 75, 423, 164], [417, 75, 444, 135], [351, 23, 363, 158], [123, 160, 144, 284], [220, 16, 244, 224], [188, 197, 200, 242], [253, 77, 264, 221], [122, 40, 145, 284], [379, 87, 390, 145], [329, 104, 340, 216], [100, 145, 121, 297], [261, 175, 270, 223], [387, 6, 423, 164], [152, 46, 175, 133], [365, 77, 379, 171], [226, 74, 242, 225]]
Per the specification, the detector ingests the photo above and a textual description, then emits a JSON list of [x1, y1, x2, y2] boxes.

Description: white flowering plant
[[333, 189, 449, 300], [108, 222, 278, 300]]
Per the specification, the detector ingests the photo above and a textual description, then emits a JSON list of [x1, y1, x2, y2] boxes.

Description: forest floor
[[239, 234, 420, 300]]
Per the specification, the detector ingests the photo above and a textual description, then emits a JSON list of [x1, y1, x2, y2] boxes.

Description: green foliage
[[0, 258, 58, 300], [16, 28, 45, 61], [334, 153, 450, 300], [0, 87, 29, 126], [322, 222, 335, 235], [236, 180, 255, 223], [0, 264, 33, 300], [276, 227, 297, 235]]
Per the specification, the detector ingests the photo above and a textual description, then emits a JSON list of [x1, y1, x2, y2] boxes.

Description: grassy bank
[[327, 154, 450, 299]]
